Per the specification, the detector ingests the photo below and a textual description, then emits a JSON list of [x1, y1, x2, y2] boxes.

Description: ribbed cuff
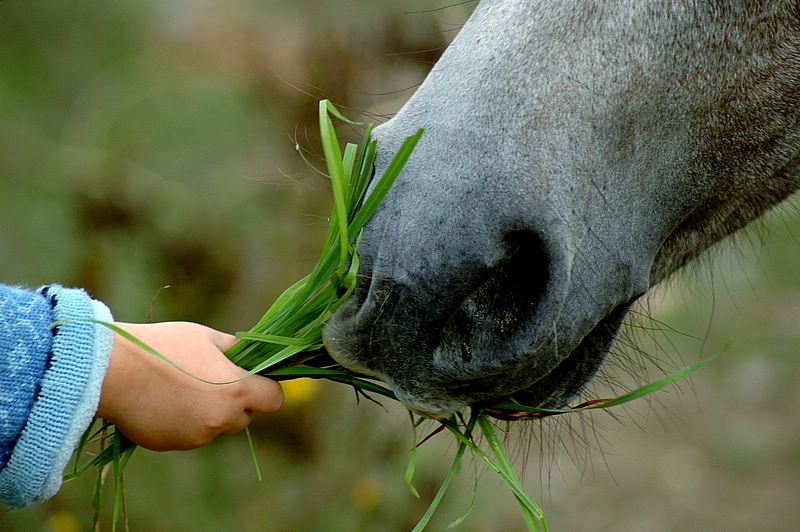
[[0, 286, 114, 507]]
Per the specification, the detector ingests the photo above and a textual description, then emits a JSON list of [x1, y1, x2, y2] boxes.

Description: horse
[[323, 0, 800, 419]]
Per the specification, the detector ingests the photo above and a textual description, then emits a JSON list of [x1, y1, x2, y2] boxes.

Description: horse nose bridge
[[369, 212, 510, 310], [362, 152, 577, 315], [378, 197, 542, 277]]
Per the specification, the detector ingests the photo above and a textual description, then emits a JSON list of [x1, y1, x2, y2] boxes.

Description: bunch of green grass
[[71, 100, 711, 532], [224, 101, 418, 374]]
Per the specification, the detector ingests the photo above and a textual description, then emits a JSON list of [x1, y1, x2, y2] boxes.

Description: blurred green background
[[2, 1, 800, 530]]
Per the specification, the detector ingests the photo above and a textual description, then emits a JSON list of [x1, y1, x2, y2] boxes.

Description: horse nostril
[[460, 342, 472, 362], [502, 229, 549, 266], [487, 229, 551, 316], [435, 228, 551, 375]]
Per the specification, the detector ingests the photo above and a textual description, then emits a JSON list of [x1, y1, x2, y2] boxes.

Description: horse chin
[[387, 379, 469, 419], [399, 301, 632, 419], [502, 302, 632, 411], [326, 286, 634, 420]]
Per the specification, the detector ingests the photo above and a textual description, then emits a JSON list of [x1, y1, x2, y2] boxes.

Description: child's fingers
[[223, 410, 255, 434], [211, 329, 238, 352], [242, 376, 285, 414]]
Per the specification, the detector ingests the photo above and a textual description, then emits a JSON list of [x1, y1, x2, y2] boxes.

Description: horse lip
[[322, 297, 384, 379], [383, 373, 468, 419], [500, 300, 636, 410], [378, 298, 634, 418]]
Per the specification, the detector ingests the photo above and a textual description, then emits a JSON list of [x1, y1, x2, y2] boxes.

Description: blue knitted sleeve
[[0, 284, 114, 507]]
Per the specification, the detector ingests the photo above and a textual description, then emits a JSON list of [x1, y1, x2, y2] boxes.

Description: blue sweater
[[0, 284, 113, 507]]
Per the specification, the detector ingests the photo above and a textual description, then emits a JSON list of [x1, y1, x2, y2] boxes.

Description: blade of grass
[[411, 413, 478, 532], [264, 365, 398, 400], [319, 101, 350, 271], [487, 355, 715, 417], [91, 463, 104, 530], [111, 430, 123, 532], [348, 129, 423, 238], [476, 416, 547, 532], [245, 427, 262, 482], [405, 412, 421, 499], [70, 417, 100, 479], [411, 445, 466, 532], [96, 321, 257, 385], [341, 143, 358, 191], [348, 130, 376, 218], [441, 416, 546, 530], [581, 354, 714, 410], [233, 332, 311, 346], [447, 459, 479, 529]]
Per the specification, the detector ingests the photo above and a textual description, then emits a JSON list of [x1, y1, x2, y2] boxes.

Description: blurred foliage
[[0, 0, 458, 328], [2, 1, 800, 531]]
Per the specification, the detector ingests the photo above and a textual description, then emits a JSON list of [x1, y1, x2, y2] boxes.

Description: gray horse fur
[[324, 0, 800, 418]]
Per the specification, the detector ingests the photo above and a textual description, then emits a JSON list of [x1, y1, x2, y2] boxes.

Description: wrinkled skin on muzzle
[[324, 1, 800, 418]]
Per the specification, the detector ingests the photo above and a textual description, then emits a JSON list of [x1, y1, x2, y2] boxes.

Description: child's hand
[[96, 322, 284, 451]]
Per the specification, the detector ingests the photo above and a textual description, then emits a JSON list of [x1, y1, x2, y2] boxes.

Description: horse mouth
[[493, 301, 633, 414], [326, 296, 633, 420], [403, 303, 630, 420]]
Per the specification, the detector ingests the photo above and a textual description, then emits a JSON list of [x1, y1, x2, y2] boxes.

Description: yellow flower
[[46, 511, 81, 532], [281, 378, 319, 404]]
